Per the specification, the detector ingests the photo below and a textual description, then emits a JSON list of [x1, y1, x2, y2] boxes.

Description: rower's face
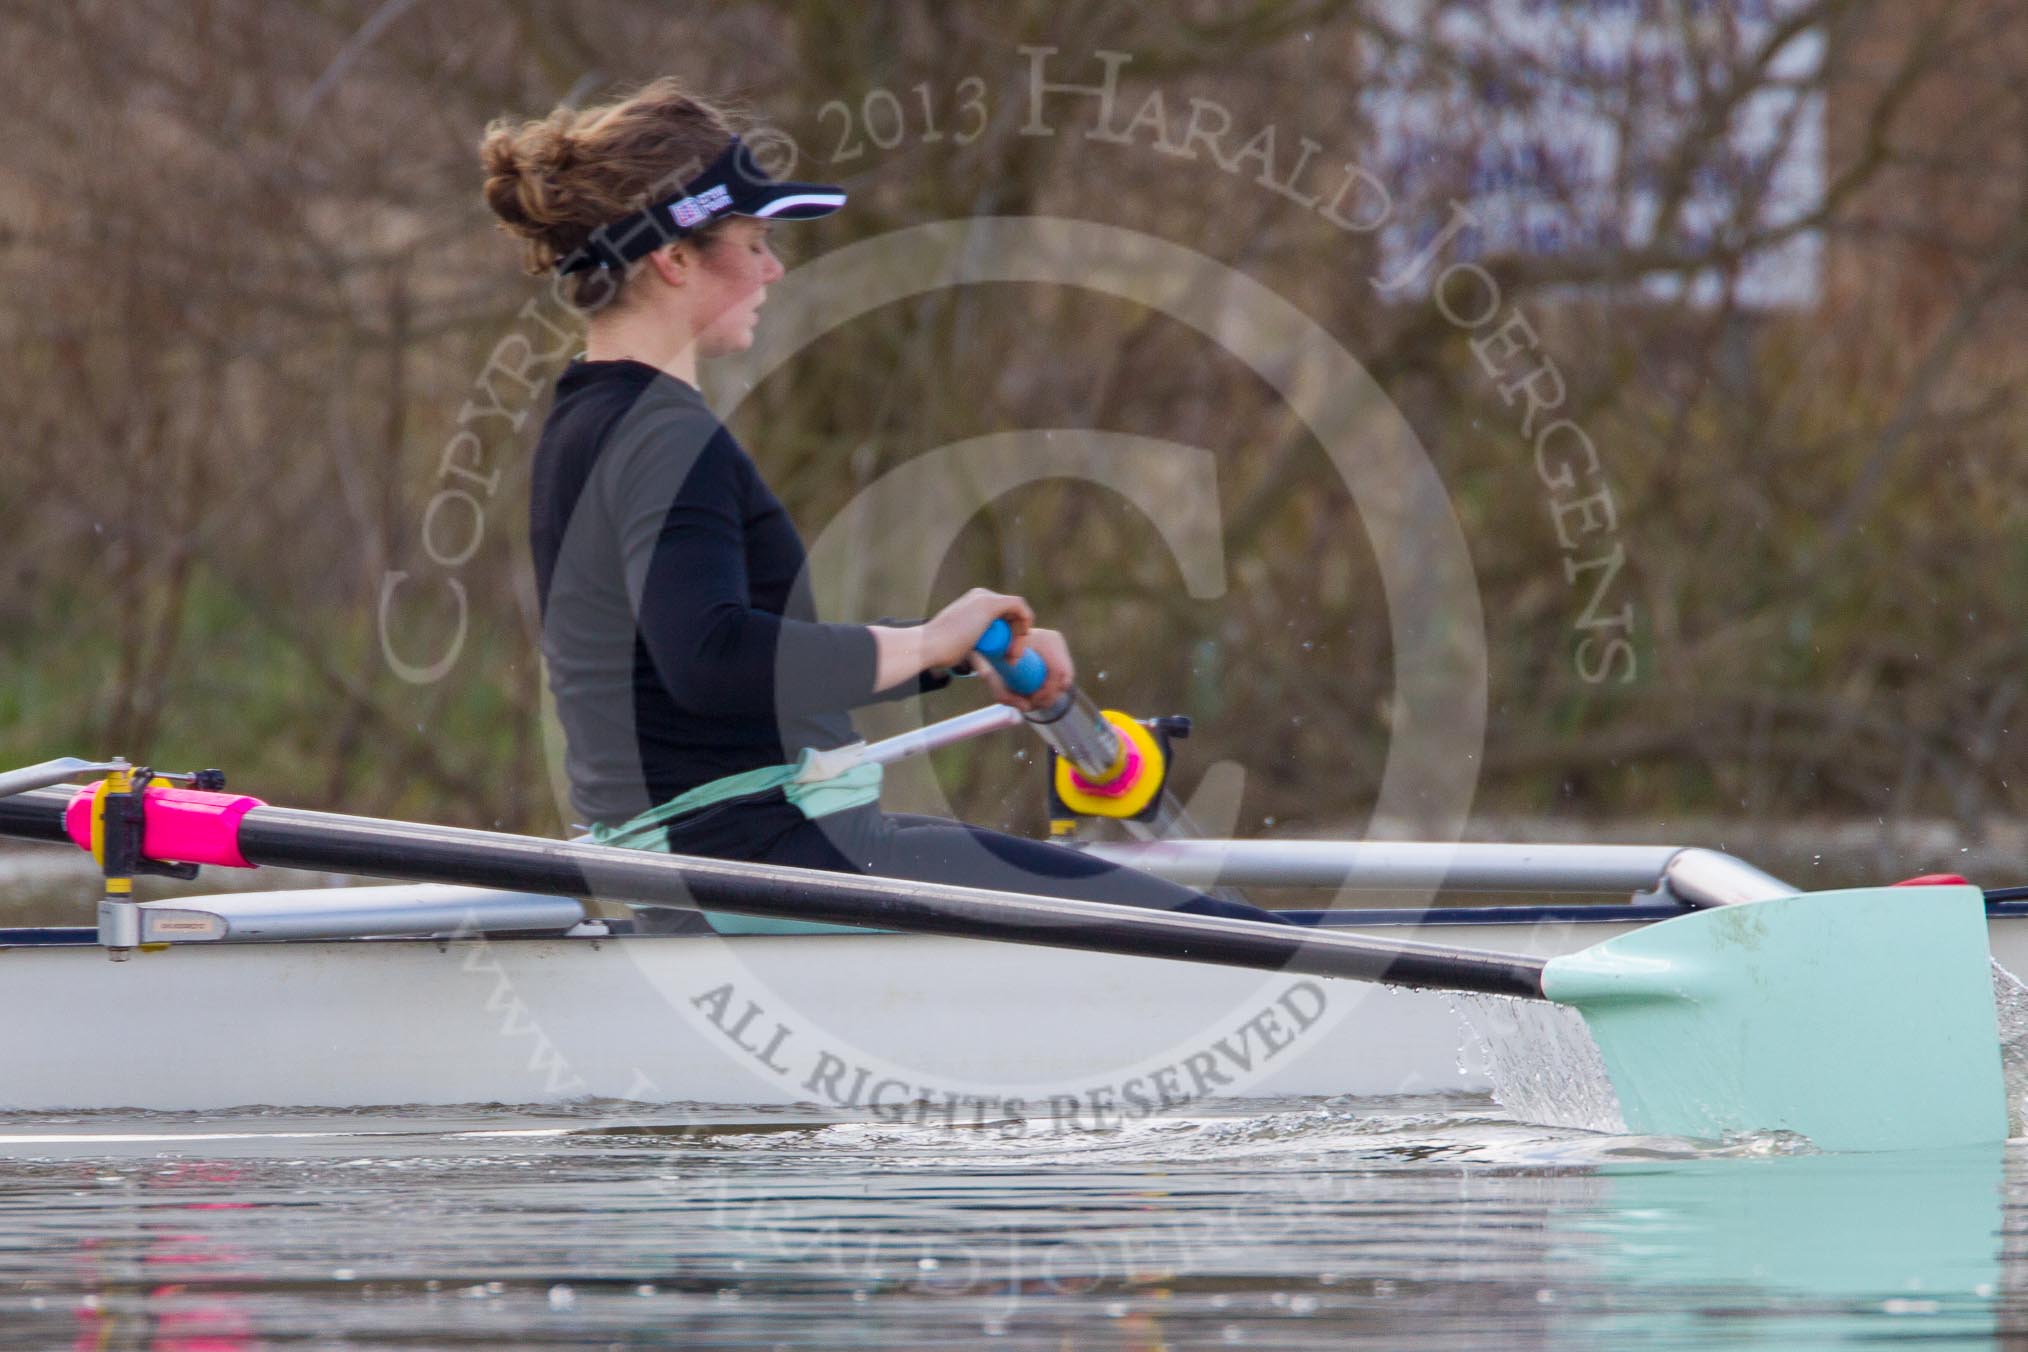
[[692, 220, 783, 357]]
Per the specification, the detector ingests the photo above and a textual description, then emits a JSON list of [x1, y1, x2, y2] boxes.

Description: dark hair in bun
[[480, 77, 736, 307]]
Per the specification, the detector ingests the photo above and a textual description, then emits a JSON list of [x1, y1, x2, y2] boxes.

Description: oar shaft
[[1023, 688, 1125, 782], [0, 789, 73, 844], [236, 807, 1547, 996], [0, 788, 1546, 997]]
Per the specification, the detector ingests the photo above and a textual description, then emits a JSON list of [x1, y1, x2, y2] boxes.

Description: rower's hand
[[975, 626, 1074, 713], [925, 588, 1033, 669]]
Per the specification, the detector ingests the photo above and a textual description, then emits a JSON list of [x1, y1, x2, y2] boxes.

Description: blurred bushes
[[1, 0, 2024, 838]]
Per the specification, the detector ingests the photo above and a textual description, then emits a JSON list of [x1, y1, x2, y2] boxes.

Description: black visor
[[555, 136, 846, 275]]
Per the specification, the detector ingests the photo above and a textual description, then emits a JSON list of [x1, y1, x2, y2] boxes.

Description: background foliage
[[2, 1, 2024, 864]]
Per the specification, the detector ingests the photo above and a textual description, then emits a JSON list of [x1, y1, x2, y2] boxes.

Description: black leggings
[[657, 793, 1291, 927]]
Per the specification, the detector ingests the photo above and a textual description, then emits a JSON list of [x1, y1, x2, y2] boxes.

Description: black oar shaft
[[239, 807, 1547, 997], [0, 789, 1547, 999], [0, 790, 72, 844]]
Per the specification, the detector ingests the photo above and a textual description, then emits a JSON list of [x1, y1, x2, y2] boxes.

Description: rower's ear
[[641, 242, 695, 288]]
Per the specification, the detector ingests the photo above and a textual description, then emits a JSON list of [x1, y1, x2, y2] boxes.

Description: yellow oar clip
[[1053, 711, 1166, 820]]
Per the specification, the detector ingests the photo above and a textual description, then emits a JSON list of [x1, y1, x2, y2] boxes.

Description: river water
[[0, 1096, 2014, 1350], [4, 831, 2024, 1348]]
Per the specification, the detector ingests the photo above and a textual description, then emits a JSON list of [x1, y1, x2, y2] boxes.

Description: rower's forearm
[[868, 624, 928, 693]]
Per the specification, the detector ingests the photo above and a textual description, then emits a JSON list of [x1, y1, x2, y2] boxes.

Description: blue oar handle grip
[[973, 619, 1048, 697]]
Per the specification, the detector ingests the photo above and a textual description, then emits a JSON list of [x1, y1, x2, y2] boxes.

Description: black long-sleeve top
[[530, 358, 938, 826]]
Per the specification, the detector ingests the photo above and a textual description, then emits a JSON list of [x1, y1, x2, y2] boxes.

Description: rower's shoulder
[[543, 361, 712, 444], [574, 400, 766, 528]]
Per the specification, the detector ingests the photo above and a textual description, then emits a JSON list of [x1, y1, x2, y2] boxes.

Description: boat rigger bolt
[[94, 762, 141, 961]]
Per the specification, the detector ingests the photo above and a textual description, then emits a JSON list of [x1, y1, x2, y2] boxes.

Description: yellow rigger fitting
[[89, 767, 172, 894], [1052, 710, 1167, 820], [90, 767, 129, 893]]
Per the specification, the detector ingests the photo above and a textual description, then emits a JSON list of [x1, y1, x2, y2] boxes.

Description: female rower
[[480, 78, 1288, 928]]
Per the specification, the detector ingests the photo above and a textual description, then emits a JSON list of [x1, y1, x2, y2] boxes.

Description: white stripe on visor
[[748, 192, 847, 218]]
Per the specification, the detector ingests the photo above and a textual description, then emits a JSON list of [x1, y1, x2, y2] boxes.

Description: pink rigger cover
[[64, 784, 265, 869]]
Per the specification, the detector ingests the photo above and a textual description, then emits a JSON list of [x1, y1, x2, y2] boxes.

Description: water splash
[[1453, 994, 1626, 1134], [1987, 958, 2028, 1134]]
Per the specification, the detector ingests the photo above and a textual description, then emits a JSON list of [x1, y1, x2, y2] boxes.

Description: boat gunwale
[[8, 899, 2022, 949]]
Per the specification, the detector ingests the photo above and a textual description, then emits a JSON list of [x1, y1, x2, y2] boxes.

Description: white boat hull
[[8, 907, 2021, 1114]]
